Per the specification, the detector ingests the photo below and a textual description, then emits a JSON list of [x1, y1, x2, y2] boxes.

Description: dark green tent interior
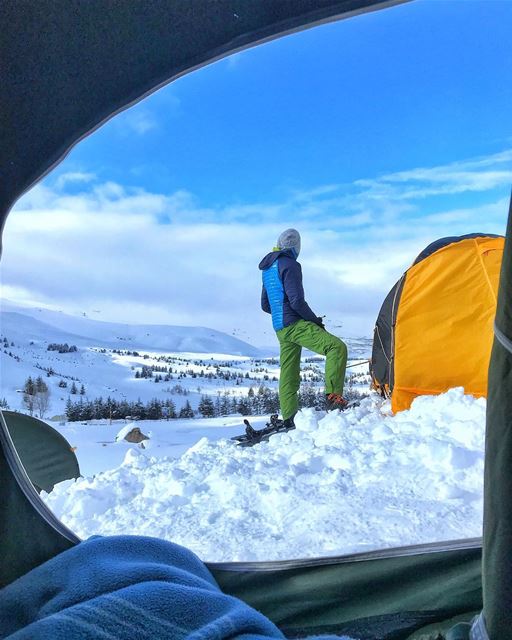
[[3, 411, 80, 494], [1, 1, 510, 638]]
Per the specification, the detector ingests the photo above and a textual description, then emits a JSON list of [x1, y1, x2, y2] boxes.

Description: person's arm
[[261, 286, 271, 314], [281, 260, 321, 325]]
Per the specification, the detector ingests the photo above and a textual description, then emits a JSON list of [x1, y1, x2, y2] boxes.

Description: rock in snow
[[116, 423, 150, 445], [44, 388, 485, 562]]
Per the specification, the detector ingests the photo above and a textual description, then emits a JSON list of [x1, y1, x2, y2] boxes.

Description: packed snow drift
[[44, 388, 485, 562]]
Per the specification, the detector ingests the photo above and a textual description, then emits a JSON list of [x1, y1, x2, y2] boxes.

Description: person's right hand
[[316, 317, 325, 329]]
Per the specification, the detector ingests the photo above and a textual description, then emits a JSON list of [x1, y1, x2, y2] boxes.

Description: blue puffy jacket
[[259, 249, 320, 331]]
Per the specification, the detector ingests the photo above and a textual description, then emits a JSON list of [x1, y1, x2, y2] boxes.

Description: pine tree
[[65, 398, 75, 421], [134, 398, 145, 420], [79, 398, 91, 421], [80, 384, 86, 395], [70, 381, 78, 395], [147, 398, 163, 420], [179, 400, 195, 419], [263, 389, 280, 414], [220, 393, 231, 416], [198, 396, 215, 418], [299, 384, 317, 409], [237, 397, 252, 416], [34, 377, 50, 418], [164, 399, 177, 419], [22, 376, 36, 415]]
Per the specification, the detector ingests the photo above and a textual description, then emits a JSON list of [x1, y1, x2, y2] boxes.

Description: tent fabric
[[405, 613, 479, 639], [371, 235, 504, 413], [393, 235, 503, 413], [483, 203, 512, 638], [0, 410, 79, 590], [412, 234, 501, 266], [211, 540, 482, 639], [371, 276, 405, 396], [3, 411, 80, 493], [0, 2, 511, 637], [0, 0, 407, 243]]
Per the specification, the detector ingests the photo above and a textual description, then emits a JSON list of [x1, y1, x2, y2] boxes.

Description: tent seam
[[473, 239, 497, 306]]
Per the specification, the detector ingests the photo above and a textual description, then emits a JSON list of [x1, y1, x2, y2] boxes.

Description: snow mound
[[44, 388, 485, 562]]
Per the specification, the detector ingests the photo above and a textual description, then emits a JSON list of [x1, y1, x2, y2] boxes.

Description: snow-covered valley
[[1, 302, 485, 563], [0, 301, 370, 420]]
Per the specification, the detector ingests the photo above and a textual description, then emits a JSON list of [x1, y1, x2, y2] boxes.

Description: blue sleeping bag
[[0, 535, 353, 640]]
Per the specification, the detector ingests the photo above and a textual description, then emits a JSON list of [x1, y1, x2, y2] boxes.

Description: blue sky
[[51, 0, 512, 204], [2, 0, 512, 346]]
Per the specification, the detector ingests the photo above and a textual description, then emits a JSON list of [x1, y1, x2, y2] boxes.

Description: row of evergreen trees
[[64, 384, 368, 422], [133, 363, 278, 383], [47, 343, 78, 353], [64, 396, 193, 421]]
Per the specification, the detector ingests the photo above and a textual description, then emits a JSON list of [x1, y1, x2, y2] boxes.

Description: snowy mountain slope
[[0, 302, 269, 417], [1, 302, 371, 419], [1, 301, 262, 356], [1, 311, 114, 348]]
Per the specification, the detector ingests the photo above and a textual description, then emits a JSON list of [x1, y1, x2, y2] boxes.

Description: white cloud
[[225, 52, 243, 71], [2, 149, 511, 345], [121, 109, 159, 135], [55, 172, 96, 190], [354, 150, 512, 200]]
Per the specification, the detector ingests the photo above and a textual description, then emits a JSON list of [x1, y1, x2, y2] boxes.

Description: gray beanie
[[277, 228, 301, 257]]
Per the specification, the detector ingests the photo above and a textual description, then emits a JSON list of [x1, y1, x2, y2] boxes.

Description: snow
[[1, 300, 262, 357], [45, 416, 253, 476], [44, 388, 485, 562], [2, 301, 485, 563], [0, 303, 272, 418]]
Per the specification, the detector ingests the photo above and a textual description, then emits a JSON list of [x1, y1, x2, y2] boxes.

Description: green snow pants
[[276, 319, 348, 420]]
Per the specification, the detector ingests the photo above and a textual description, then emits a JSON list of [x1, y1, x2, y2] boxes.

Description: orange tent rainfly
[[370, 233, 504, 413]]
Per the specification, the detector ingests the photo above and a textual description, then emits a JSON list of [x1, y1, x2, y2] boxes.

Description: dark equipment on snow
[[231, 415, 296, 447], [1, 1, 511, 638]]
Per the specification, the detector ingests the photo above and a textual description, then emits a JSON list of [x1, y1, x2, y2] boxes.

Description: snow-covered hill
[[0, 302, 268, 415], [1, 301, 371, 419], [1, 301, 262, 355], [45, 388, 485, 562], [2, 302, 483, 564]]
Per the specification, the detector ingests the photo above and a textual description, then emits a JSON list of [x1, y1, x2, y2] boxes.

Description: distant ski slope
[[1, 301, 262, 356]]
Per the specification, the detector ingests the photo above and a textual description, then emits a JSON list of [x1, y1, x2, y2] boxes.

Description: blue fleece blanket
[[0, 536, 353, 639]]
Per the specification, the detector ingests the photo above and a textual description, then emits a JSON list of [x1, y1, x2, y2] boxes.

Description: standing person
[[259, 228, 348, 429]]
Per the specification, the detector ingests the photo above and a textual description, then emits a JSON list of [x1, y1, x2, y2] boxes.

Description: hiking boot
[[326, 393, 349, 411], [281, 416, 296, 432]]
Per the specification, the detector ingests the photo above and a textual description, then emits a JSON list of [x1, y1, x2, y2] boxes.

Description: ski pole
[[346, 359, 370, 369]]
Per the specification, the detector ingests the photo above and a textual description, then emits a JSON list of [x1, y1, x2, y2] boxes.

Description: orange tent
[[370, 233, 504, 413]]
